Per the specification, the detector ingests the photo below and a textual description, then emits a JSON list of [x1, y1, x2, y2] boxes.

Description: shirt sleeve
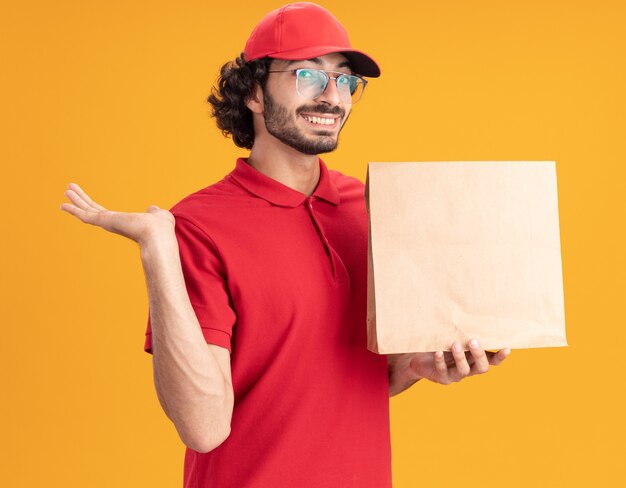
[[143, 214, 237, 354]]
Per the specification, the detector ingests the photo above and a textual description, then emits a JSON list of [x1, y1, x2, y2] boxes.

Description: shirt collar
[[229, 157, 340, 207]]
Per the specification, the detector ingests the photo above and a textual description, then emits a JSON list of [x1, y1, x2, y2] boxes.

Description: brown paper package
[[365, 161, 567, 353]]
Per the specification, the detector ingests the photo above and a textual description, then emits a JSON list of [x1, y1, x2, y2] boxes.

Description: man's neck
[[246, 138, 320, 197]]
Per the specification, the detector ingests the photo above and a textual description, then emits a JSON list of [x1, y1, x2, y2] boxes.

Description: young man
[[60, 3, 509, 486]]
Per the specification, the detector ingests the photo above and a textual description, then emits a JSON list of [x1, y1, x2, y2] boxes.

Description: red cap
[[243, 2, 381, 78]]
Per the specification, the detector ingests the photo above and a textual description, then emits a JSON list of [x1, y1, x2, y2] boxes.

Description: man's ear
[[246, 83, 264, 114]]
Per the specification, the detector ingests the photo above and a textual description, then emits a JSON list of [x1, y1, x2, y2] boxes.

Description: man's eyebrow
[[285, 57, 354, 71], [285, 57, 322, 67]]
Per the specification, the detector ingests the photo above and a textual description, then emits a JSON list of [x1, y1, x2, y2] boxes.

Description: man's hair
[[207, 53, 273, 149]]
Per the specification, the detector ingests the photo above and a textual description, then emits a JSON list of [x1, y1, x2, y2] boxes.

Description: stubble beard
[[262, 90, 347, 156]]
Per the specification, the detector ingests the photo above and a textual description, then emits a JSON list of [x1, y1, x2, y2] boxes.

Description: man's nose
[[315, 77, 343, 106]]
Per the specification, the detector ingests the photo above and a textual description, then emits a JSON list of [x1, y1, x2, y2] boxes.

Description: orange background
[[2, 0, 625, 486]]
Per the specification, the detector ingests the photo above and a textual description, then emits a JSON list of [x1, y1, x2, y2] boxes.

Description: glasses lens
[[336, 74, 365, 103], [296, 69, 327, 100], [295, 69, 366, 104]]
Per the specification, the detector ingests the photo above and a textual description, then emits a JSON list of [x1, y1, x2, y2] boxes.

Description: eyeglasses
[[267, 68, 368, 104]]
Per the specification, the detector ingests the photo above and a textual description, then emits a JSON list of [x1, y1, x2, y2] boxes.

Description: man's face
[[261, 53, 353, 155]]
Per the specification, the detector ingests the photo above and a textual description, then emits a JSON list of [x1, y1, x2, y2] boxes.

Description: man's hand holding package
[[388, 340, 510, 396]]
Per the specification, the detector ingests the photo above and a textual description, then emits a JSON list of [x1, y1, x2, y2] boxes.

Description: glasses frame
[[267, 68, 368, 104]]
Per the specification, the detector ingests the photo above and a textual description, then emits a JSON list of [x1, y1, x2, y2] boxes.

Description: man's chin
[[293, 138, 338, 155], [266, 125, 339, 155], [306, 134, 339, 153], [310, 130, 336, 137]]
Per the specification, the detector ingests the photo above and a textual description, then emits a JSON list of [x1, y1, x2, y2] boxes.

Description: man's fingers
[[67, 183, 108, 211], [60, 202, 102, 225], [468, 339, 490, 374], [65, 189, 96, 213], [451, 342, 471, 378], [61, 183, 113, 228], [434, 351, 448, 378], [488, 348, 511, 366]]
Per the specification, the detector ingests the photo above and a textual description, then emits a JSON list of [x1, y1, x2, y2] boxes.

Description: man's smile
[[299, 112, 341, 129]]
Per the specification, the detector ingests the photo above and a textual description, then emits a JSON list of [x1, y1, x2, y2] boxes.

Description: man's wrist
[[388, 354, 424, 397], [140, 227, 178, 262]]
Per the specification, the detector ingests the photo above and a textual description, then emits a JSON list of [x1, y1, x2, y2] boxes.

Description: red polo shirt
[[144, 158, 391, 487]]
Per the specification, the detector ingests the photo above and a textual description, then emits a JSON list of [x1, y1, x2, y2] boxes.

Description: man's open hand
[[60, 182, 175, 247]]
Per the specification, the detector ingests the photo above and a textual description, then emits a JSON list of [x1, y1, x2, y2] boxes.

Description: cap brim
[[267, 45, 381, 77]]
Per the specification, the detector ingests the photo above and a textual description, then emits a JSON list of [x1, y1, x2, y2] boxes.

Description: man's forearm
[[141, 233, 233, 452]]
